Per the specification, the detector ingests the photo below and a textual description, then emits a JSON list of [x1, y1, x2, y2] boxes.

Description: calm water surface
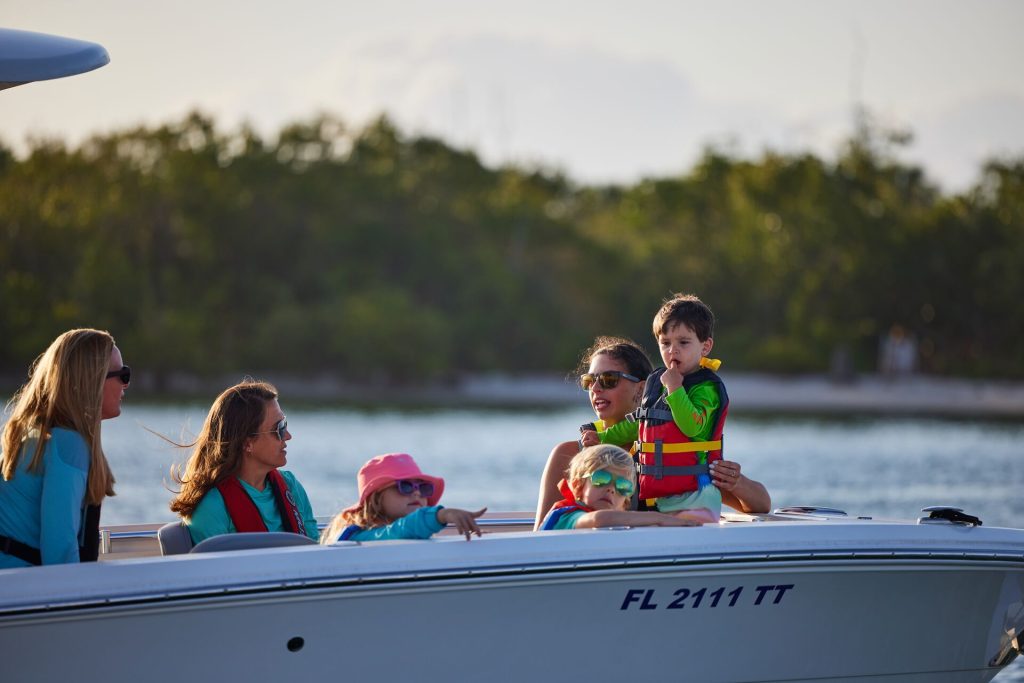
[[91, 404, 1024, 681]]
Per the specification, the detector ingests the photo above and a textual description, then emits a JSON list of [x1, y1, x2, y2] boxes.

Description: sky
[[3, 0, 1023, 192]]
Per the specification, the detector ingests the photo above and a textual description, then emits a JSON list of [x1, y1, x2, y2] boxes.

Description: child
[[321, 453, 485, 543], [582, 293, 728, 521], [540, 445, 705, 530]]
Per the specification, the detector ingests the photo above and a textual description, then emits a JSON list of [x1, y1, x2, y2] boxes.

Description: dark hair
[[652, 293, 715, 341], [574, 336, 653, 380], [169, 380, 279, 519]]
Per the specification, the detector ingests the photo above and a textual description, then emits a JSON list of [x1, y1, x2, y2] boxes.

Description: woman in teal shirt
[[0, 328, 129, 568], [170, 380, 318, 545]]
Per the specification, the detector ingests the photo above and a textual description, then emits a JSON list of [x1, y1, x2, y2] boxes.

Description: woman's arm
[[711, 460, 771, 513], [534, 441, 578, 531], [39, 431, 90, 564]]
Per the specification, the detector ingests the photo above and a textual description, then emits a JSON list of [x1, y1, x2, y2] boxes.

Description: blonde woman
[[0, 329, 128, 567]]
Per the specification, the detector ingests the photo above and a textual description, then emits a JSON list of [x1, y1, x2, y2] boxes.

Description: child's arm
[[351, 506, 447, 541], [574, 510, 704, 529], [594, 418, 638, 447], [663, 381, 720, 439], [437, 507, 486, 540]]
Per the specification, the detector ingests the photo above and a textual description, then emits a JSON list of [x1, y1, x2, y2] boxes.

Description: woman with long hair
[[170, 380, 318, 545], [0, 328, 129, 566], [534, 336, 770, 530]]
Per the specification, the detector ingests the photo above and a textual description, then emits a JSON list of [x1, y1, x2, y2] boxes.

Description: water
[[48, 404, 1024, 680]]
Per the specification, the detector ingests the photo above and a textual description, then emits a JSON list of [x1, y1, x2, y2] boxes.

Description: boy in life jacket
[[540, 445, 704, 530], [582, 294, 727, 522]]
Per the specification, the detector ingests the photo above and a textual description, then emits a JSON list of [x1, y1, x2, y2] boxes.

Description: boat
[[1, 506, 1022, 682]]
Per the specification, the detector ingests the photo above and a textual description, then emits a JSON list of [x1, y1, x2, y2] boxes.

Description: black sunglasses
[[254, 418, 288, 441], [105, 365, 131, 385], [580, 370, 641, 391]]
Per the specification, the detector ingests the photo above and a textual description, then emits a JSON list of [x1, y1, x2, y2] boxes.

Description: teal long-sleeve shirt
[[0, 427, 91, 568], [186, 471, 319, 545], [600, 380, 721, 446], [344, 505, 446, 541]]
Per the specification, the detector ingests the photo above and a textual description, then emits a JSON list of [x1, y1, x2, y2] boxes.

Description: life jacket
[[631, 367, 729, 504], [0, 502, 102, 566], [540, 479, 595, 530], [215, 470, 306, 536]]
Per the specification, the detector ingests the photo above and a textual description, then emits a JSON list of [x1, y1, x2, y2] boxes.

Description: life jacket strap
[[636, 440, 722, 454], [0, 534, 42, 566], [633, 407, 673, 422], [638, 463, 710, 476]]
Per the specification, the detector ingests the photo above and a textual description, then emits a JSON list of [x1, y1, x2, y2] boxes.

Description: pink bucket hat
[[344, 453, 445, 514]]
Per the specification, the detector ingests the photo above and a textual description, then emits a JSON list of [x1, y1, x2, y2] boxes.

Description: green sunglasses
[[589, 469, 635, 497]]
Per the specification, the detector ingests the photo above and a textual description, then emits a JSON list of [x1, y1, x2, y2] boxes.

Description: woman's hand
[[710, 460, 743, 492], [438, 507, 486, 540]]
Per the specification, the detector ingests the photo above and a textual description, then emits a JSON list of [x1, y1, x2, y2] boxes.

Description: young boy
[[583, 293, 728, 521], [539, 445, 703, 530]]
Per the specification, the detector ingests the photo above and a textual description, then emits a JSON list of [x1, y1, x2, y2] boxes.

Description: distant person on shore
[[879, 324, 917, 379], [539, 445, 705, 530], [534, 335, 769, 530], [1, 329, 129, 567], [169, 380, 319, 545], [321, 453, 485, 542]]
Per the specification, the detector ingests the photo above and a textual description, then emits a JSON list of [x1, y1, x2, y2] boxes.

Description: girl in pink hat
[[321, 453, 485, 543]]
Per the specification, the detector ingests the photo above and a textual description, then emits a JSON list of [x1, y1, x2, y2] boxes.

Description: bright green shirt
[[599, 380, 721, 446]]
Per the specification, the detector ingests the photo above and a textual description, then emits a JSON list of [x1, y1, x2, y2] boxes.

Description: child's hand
[[673, 508, 718, 524], [438, 507, 486, 540], [660, 366, 683, 393], [580, 430, 601, 448]]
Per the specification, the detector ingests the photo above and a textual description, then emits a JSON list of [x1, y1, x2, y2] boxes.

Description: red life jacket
[[540, 479, 595, 530], [632, 367, 729, 504], [215, 470, 306, 536]]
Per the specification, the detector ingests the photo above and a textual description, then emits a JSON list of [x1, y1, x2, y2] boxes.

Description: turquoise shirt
[[186, 470, 319, 545], [546, 508, 585, 530], [345, 505, 445, 541], [0, 428, 90, 568]]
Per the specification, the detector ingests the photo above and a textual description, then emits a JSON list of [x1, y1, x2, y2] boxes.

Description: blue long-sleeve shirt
[[344, 505, 445, 541], [0, 428, 90, 568]]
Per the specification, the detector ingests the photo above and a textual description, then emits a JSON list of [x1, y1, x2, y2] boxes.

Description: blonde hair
[[169, 380, 278, 519], [567, 444, 635, 502], [1, 329, 116, 505], [320, 489, 393, 545]]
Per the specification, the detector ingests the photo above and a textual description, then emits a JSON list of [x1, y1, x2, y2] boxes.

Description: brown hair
[[320, 488, 394, 544], [652, 293, 715, 341], [169, 380, 278, 519], [1, 329, 116, 505], [574, 336, 653, 380]]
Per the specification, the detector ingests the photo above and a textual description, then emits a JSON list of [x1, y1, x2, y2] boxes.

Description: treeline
[[1, 112, 1022, 384]]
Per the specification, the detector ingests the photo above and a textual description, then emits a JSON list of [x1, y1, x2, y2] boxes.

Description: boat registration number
[[620, 584, 794, 610]]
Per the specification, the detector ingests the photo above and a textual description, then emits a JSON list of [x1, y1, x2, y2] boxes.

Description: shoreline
[[4, 371, 1018, 418]]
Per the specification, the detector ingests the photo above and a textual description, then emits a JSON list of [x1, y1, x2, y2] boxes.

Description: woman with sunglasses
[[321, 453, 485, 542], [170, 380, 319, 545], [1, 328, 128, 567], [533, 337, 770, 530]]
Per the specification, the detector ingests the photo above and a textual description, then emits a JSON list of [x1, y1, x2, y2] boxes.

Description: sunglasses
[[254, 418, 288, 441], [589, 469, 636, 497], [105, 365, 132, 385], [394, 479, 435, 498], [579, 370, 641, 391]]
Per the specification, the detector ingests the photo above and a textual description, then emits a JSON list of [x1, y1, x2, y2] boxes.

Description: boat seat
[[190, 532, 318, 554], [157, 521, 195, 556]]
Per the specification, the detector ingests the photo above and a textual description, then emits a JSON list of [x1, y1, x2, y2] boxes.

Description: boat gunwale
[[4, 544, 1024, 619]]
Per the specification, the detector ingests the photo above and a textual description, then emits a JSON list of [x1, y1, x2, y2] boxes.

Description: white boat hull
[[2, 520, 1022, 682]]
